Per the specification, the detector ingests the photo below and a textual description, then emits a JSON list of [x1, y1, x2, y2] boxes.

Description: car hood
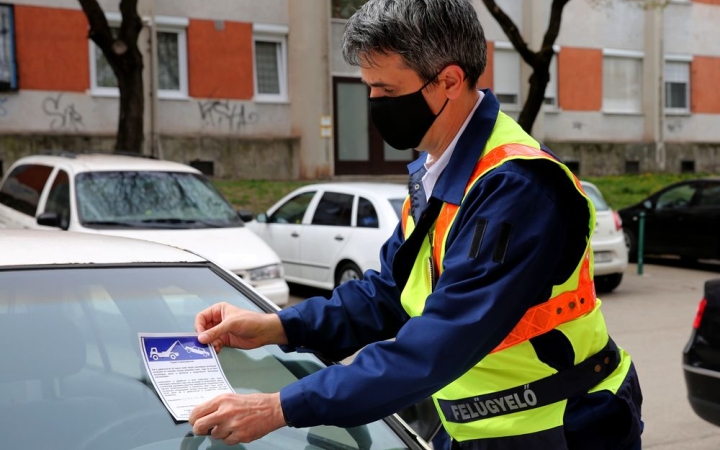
[[82, 227, 280, 271]]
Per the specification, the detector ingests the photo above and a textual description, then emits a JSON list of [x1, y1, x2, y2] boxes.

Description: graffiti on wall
[[198, 100, 259, 132], [42, 94, 84, 132], [666, 119, 683, 133]]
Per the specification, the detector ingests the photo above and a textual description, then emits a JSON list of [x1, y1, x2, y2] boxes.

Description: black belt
[[438, 338, 620, 423]]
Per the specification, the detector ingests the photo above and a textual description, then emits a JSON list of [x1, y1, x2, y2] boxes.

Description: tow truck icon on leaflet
[[149, 340, 182, 360]]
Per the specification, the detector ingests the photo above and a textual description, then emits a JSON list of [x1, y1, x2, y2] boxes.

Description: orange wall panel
[[693, 0, 720, 5], [188, 19, 254, 100], [558, 47, 602, 111], [691, 56, 720, 114], [477, 41, 494, 91], [14, 5, 90, 92]]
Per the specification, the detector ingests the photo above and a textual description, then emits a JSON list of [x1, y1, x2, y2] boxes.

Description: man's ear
[[441, 65, 467, 100]]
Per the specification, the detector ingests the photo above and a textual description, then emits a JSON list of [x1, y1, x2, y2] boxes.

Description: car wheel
[[335, 262, 362, 287], [595, 273, 623, 294], [151, 354, 159, 361], [624, 229, 637, 263]]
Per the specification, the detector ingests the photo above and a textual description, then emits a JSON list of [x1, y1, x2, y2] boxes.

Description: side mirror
[[642, 200, 653, 210], [237, 209, 255, 222], [37, 211, 69, 230], [396, 397, 442, 443], [255, 212, 268, 223]]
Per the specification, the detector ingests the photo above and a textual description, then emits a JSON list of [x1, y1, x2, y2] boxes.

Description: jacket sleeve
[[276, 219, 411, 361], [280, 162, 582, 428]]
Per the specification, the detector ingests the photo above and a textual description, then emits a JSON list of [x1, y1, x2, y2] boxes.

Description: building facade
[[0, 0, 718, 179]]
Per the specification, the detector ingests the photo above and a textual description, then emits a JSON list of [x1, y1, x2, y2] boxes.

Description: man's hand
[[189, 392, 287, 445], [195, 302, 288, 353]]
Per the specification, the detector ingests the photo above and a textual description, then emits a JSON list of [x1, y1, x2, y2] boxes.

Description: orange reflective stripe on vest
[[402, 143, 596, 354]]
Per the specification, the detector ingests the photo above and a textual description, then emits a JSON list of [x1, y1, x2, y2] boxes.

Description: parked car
[[619, 178, 720, 262], [0, 229, 431, 450], [0, 152, 288, 306], [683, 278, 720, 426], [581, 180, 628, 293], [247, 182, 407, 290]]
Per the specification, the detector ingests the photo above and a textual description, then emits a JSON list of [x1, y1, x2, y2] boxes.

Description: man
[[189, 1, 643, 448]]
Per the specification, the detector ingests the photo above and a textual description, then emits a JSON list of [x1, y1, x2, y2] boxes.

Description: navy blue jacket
[[277, 91, 642, 449]]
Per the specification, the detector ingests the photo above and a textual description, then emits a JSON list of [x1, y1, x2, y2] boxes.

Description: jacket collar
[[407, 89, 500, 206]]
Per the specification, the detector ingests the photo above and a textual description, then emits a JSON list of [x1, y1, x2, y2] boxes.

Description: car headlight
[[247, 264, 283, 282]]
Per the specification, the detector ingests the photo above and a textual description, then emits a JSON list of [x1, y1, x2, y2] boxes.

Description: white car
[[0, 230, 432, 450], [581, 180, 628, 293], [0, 153, 289, 306], [247, 182, 407, 290]]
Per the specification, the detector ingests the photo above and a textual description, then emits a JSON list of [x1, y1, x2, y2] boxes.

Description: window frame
[[543, 46, 560, 112], [493, 42, 522, 111], [602, 49, 644, 115], [89, 14, 189, 100], [664, 55, 691, 115], [252, 24, 289, 104]]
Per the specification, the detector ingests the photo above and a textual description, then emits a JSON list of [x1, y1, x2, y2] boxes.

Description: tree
[[481, 0, 570, 134], [78, 0, 144, 153]]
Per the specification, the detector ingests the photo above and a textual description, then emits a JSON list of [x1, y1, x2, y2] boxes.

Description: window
[[699, 183, 720, 207], [544, 54, 559, 109], [269, 191, 315, 224], [356, 197, 378, 228], [0, 4, 17, 91], [331, 0, 367, 19], [494, 46, 521, 109], [603, 52, 643, 113], [656, 184, 697, 210], [44, 170, 71, 222], [90, 15, 188, 99], [312, 192, 353, 227], [665, 59, 690, 113], [253, 24, 288, 102], [0, 164, 53, 216]]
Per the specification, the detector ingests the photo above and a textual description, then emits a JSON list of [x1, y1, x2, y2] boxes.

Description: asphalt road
[[285, 258, 720, 448]]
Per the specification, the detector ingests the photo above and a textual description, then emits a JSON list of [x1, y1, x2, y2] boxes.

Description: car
[[0, 229, 432, 450], [185, 345, 211, 357], [619, 178, 720, 262], [683, 278, 720, 426], [0, 152, 288, 306], [247, 182, 408, 290], [581, 180, 629, 293]]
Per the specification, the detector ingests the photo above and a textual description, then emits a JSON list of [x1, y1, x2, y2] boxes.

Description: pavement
[[286, 258, 720, 448]]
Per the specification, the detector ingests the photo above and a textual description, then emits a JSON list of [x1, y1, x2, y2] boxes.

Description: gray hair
[[342, 0, 487, 88]]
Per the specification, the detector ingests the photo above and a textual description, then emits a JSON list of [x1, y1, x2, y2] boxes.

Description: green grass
[[213, 172, 716, 214]]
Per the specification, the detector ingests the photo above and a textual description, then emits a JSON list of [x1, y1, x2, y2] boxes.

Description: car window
[[0, 266, 412, 450], [44, 170, 71, 220], [312, 192, 354, 227], [0, 164, 53, 216], [581, 184, 609, 212], [270, 191, 315, 224], [357, 197, 379, 228], [389, 198, 405, 219], [698, 183, 720, 207], [75, 171, 242, 228], [656, 183, 698, 210]]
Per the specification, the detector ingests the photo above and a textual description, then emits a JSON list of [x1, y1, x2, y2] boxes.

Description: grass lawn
[[213, 172, 716, 214]]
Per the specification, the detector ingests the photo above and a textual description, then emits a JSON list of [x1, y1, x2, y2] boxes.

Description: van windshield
[[76, 171, 242, 229]]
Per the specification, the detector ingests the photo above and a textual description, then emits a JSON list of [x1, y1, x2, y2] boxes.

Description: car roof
[[299, 182, 408, 198], [0, 230, 205, 267], [11, 153, 200, 174]]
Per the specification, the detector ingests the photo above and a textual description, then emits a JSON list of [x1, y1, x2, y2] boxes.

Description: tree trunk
[[78, 0, 144, 154], [517, 57, 551, 132]]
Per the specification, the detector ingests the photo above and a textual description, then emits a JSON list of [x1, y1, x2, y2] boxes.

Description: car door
[[646, 182, 699, 256], [692, 181, 720, 259], [0, 164, 54, 229], [38, 168, 72, 230], [255, 191, 316, 280], [300, 191, 355, 285]]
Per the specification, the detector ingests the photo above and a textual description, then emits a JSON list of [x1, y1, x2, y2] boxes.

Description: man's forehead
[[359, 52, 417, 86]]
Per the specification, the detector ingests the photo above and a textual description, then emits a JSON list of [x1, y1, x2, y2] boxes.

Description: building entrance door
[[333, 77, 414, 175]]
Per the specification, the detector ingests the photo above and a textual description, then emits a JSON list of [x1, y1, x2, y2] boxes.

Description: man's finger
[[198, 322, 227, 345]]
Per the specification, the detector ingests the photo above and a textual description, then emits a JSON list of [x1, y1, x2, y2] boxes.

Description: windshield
[[76, 171, 242, 229], [0, 266, 413, 450], [389, 199, 405, 219], [582, 183, 609, 212]]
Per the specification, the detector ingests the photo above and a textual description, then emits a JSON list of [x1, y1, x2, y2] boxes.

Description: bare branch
[[118, 0, 142, 54], [77, 0, 114, 54], [540, 0, 571, 57], [481, 0, 538, 67]]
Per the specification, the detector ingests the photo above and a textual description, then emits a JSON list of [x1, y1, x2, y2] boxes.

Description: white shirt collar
[[421, 90, 485, 200]]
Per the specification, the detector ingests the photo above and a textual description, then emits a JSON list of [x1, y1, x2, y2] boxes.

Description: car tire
[[624, 229, 637, 263], [335, 261, 362, 287], [595, 273, 623, 294]]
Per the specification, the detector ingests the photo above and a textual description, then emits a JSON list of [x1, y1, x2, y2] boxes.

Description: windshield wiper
[[141, 218, 230, 228], [82, 220, 140, 227]]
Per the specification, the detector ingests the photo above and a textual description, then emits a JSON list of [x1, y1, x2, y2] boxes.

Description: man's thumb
[[198, 323, 225, 344]]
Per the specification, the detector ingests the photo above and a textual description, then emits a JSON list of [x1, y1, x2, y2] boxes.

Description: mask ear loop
[[420, 70, 450, 118]]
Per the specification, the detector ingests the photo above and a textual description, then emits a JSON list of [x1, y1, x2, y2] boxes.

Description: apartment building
[[0, 0, 718, 179]]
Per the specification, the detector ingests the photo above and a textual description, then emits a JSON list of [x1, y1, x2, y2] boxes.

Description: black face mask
[[368, 75, 449, 150]]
